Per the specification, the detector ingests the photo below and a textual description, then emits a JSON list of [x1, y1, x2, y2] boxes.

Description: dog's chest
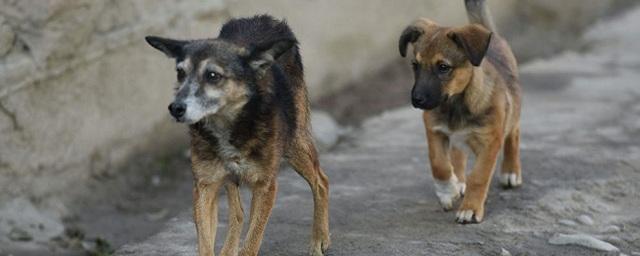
[[433, 124, 473, 153], [208, 127, 252, 175]]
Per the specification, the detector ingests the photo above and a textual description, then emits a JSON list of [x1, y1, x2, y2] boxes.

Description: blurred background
[[1, 0, 639, 255]]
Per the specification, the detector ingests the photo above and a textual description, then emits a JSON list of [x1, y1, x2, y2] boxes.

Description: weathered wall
[[0, 0, 635, 204], [0, 0, 230, 202]]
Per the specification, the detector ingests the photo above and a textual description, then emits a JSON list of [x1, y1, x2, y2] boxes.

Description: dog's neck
[[463, 66, 493, 115]]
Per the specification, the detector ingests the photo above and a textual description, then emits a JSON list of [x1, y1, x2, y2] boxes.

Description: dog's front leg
[[194, 179, 223, 256], [425, 128, 464, 211], [456, 132, 502, 224], [240, 179, 277, 256], [220, 183, 244, 256]]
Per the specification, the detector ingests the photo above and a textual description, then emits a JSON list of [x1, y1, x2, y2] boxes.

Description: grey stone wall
[[0, 0, 229, 202], [0, 0, 635, 205]]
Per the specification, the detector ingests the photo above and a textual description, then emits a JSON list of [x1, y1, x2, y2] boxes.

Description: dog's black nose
[[168, 102, 186, 119], [412, 96, 427, 109]]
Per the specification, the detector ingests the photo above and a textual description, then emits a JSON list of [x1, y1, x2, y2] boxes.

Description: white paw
[[434, 176, 465, 210], [500, 173, 521, 188], [455, 209, 475, 223]]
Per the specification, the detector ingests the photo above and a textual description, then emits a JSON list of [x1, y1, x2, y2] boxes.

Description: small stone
[[603, 225, 621, 233], [500, 248, 512, 256], [311, 111, 342, 151], [151, 175, 161, 186], [146, 208, 168, 222], [602, 235, 623, 245], [577, 214, 594, 225], [631, 252, 640, 256], [8, 227, 32, 241], [0, 17, 15, 56], [549, 233, 619, 252], [558, 219, 578, 226]]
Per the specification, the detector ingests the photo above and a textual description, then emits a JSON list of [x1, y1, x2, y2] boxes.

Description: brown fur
[[188, 78, 330, 256], [401, 12, 522, 223]]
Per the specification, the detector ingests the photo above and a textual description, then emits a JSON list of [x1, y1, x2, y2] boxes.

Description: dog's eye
[[437, 63, 452, 74], [176, 68, 186, 81], [204, 71, 222, 84]]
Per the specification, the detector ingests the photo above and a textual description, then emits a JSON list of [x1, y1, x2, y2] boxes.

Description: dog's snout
[[168, 102, 186, 119], [411, 93, 441, 110], [412, 96, 427, 108]]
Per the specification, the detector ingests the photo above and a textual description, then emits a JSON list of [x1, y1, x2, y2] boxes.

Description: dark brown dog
[[399, 0, 522, 223], [145, 15, 330, 255]]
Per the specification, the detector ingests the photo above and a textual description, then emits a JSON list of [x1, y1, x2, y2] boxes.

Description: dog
[[145, 15, 330, 256], [398, 0, 522, 223]]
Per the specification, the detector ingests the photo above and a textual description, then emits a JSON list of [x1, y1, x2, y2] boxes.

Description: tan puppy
[[398, 0, 522, 223]]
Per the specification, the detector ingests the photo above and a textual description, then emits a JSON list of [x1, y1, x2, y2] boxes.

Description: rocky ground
[[3, 5, 640, 256]]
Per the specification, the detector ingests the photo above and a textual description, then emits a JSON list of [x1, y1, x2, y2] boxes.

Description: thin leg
[[456, 135, 502, 224], [287, 137, 330, 256], [220, 183, 244, 256], [193, 180, 223, 256], [424, 114, 465, 211], [450, 146, 467, 195], [239, 180, 277, 256], [500, 126, 522, 188]]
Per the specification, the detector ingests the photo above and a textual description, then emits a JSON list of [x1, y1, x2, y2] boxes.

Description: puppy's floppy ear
[[246, 38, 296, 74], [145, 36, 188, 58], [447, 24, 492, 66], [399, 26, 423, 57]]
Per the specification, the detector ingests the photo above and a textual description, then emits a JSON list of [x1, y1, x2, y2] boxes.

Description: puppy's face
[[145, 36, 294, 124], [399, 19, 492, 110]]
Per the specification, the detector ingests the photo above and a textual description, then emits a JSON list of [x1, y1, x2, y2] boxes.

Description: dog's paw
[[434, 176, 465, 211], [500, 172, 522, 188], [309, 234, 330, 256], [455, 200, 484, 224]]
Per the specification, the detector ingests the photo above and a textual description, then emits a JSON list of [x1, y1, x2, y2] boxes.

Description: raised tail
[[464, 0, 497, 32]]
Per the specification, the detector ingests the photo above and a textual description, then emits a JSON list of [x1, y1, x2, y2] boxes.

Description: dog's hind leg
[[220, 183, 244, 256], [500, 125, 522, 188], [240, 179, 277, 256], [193, 179, 223, 256], [287, 135, 330, 256]]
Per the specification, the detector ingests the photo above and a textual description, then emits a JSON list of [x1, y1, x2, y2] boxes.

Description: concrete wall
[[0, 0, 635, 204]]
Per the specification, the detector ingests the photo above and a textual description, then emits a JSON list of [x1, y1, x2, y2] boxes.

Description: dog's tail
[[464, 0, 497, 32]]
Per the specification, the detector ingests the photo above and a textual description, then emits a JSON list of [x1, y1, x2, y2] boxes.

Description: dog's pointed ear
[[246, 39, 296, 74], [447, 24, 492, 66], [399, 26, 423, 58], [145, 36, 187, 58]]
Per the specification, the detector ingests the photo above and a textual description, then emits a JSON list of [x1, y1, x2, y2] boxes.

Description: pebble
[[558, 219, 578, 226], [500, 248, 512, 256], [146, 208, 169, 222], [603, 225, 621, 233], [577, 214, 595, 225], [8, 227, 32, 242], [602, 235, 623, 245], [631, 252, 640, 256], [549, 233, 619, 252], [151, 175, 161, 186]]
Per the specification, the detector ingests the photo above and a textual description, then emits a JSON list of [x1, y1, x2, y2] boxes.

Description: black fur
[[399, 26, 423, 57], [197, 15, 301, 157]]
